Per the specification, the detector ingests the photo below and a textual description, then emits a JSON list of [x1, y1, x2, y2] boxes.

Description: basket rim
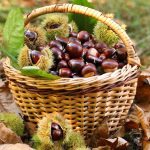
[[4, 58, 139, 93]]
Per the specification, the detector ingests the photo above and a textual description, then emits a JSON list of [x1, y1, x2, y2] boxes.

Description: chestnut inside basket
[[3, 4, 140, 138]]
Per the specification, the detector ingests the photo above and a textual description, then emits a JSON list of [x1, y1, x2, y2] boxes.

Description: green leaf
[[3, 8, 24, 59], [20, 66, 60, 80], [69, 0, 97, 33]]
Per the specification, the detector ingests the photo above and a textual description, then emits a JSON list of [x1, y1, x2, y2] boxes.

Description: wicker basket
[[3, 4, 140, 137]]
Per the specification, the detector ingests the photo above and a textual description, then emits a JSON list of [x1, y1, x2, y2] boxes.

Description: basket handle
[[24, 3, 140, 66]]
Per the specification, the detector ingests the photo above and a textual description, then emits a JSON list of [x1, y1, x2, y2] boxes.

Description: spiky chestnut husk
[[33, 113, 72, 150], [35, 55, 52, 72], [18, 45, 32, 68], [25, 26, 47, 49], [63, 132, 87, 150], [0, 113, 24, 136], [69, 21, 79, 32], [93, 22, 119, 46], [42, 13, 69, 40]]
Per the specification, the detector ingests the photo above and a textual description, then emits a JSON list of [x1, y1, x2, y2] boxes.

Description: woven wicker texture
[[4, 4, 140, 137]]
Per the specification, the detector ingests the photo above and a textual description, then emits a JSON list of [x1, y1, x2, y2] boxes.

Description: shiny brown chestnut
[[81, 63, 97, 77], [99, 54, 106, 61], [58, 60, 68, 69], [55, 37, 69, 46], [59, 68, 72, 77], [64, 53, 70, 61], [25, 29, 37, 41], [49, 40, 63, 50], [86, 48, 99, 57], [117, 48, 127, 61], [51, 47, 63, 60], [82, 48, 88, 57], [68, 58, 85, 73], [103, 48, 116, 58], [95, 43, 107, 53], [30, 50, 42, 64], [83, 41, 94, 49], [101, 59, 118, 73], [69, 32, 78, 37], [118, 62, 126, 68], [51, 122, 63, 141], [77, 31, 90, 42], [69, 37, 81, 45], [66, 42, 83, 58], [86, 55, 102, 64]]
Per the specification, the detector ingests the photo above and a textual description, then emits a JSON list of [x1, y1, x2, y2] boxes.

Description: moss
[[0, 113, 24, 136], [93, 22, 119, 46]]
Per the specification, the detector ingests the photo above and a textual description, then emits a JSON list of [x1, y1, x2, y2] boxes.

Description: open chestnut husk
[[102, 59, 118, 72], [68, 58, 85, 73], [51, 122, 63, 141], [81, 63, 97, 77], [66, 42, 83, 58]]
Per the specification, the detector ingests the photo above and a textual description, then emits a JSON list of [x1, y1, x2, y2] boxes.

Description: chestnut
[[55, 37, 69, 46], [25, 29, 37, 41], [51, 47, 63, 60], [68, 58, 85, 73], [86, 55, 102, 64], [30, 50, 42, 64], [69, 32, 78, 37], [66, 42, 83, 58], [99, 54, 106, 61], [103, 48, 116, 58], [95, 42, 107, 53], [49, 40, 63, 51], [72, 73, 80, 78], [36, 46, 45, 51], [101, 59, 118, 72], [86, 48, 99, 57], [81, 63, 97, 77], [59, 68, 72, 77], [51, 122, 63, 141], [83, 41, 94, 49], [64, 53, 70, 61], [117, 48, 127, 61], [77, 31, 90, 42], [118, 62, 127, 68], [69, 37, 81, 45], [82, 48, 88, 57], [58, 60, 68, 69]]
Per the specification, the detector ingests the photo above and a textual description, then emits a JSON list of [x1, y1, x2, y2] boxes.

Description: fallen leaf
[[143, 140, 150, 150], [0, 143, 34, 150], [134, 105, 150, 140], [0, 123, 22, 144]]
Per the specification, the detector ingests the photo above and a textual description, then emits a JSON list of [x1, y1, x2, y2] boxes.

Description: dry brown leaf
[[135, 69, 150, 103], [0, 123, 22, 144], [143, 140, 150, 150], [88, 118, 109, 148], [134, 105, 150, 140], [0, 143, 34, 150]]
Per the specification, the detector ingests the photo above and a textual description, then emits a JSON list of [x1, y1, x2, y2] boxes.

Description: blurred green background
[[0, 0, 150, 65]]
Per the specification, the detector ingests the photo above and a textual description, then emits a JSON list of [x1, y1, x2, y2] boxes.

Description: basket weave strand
[[3, 4, 140, 138]]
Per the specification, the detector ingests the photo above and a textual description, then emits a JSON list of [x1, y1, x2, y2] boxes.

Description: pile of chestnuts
[[28, 30, 127, 78]]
